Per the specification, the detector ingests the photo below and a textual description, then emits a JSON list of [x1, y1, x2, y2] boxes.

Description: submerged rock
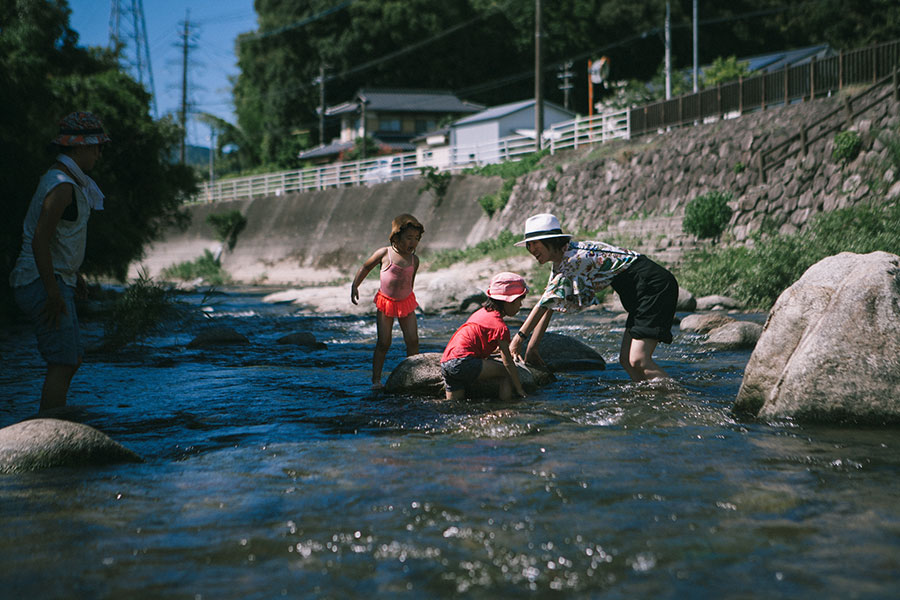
[[187, 326, 250, 348], [385, 353, 555, 398], [676, 287, 697, 312], [276, 331, 327, 350], [0, 418, 142, 473], [735, 251, 900, 423]]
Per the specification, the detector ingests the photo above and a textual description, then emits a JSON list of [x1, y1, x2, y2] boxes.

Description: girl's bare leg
[[477, 359, 513, 401], [619, 331, 669, 381], [397, 312, 419, 356], [373, 312, 394, 386], [40, 361, 80, 411]]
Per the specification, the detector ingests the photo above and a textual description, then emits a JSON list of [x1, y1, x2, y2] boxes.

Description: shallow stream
[[1, 287, 897, 598]]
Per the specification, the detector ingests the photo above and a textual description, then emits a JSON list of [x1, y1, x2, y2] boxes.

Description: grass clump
[[683, 191, 733, 240], [162, 249, 231, 285], [677, 201, 900, 309], [423, 230, 522, 270], [833, 130, 862, 164], [103, 270, 181, 349], [468, 150, 550, 216]]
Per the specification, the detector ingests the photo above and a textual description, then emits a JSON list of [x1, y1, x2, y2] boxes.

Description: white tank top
[[9, 168, 90, 288]]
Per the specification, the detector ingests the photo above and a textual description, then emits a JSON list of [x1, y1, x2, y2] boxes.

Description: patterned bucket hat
[[51, 111, 111, 146]]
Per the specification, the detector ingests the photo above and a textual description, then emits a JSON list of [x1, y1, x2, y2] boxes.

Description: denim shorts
[[441, 356, 483, 391], [13, 276, 83, 366]]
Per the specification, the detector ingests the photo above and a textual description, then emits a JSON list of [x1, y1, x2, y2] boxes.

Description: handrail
[[758, 69, 900, 180]]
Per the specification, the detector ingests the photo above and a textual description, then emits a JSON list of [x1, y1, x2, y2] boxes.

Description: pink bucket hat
[[51, 111, 111, 146], [486, 272, 527, 302]]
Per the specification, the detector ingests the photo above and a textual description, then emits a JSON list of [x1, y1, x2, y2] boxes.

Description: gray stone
[[384, 352, 555, 398], [0, 419, 142, 473], [706, 320, 763, 349], [187, 326, 250, 348], [695, 295, 743, 310], [676, 287, 697, 312], [276, 331, 326, 349], [534, 331, 607, 371], [679, 312, 735, 334], [735, 252, 900, 423]]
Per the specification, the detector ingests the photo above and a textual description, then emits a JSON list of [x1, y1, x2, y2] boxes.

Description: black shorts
[[611, 255, 678, 344]]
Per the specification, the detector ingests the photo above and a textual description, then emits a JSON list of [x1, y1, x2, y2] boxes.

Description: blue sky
[[67, 0, 257, 146]]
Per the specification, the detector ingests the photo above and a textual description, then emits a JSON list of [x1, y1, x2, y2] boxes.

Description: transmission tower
[[108, 0, 157, 117]]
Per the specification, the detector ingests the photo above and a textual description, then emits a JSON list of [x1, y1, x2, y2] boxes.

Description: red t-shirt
[[441, 308, 510, 361]]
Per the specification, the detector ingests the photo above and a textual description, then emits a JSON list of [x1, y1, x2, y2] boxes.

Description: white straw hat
[[514, 213, 571, 246]]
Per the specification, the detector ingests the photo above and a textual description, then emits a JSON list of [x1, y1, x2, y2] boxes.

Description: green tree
[[1, 0, 196, 318], [702, 56, 752, 87]]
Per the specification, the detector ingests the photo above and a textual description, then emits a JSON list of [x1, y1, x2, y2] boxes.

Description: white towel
[[56, 153, 105, 210]]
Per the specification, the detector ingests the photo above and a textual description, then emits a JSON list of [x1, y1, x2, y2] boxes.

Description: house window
[[379, 118, 401, 132], [415, 119, 436, 133]]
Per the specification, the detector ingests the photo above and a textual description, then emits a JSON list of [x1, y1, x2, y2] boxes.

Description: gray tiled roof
[[327, 88, 483, 116]]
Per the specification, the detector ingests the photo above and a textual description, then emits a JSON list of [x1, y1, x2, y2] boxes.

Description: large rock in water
[[385, 353, 555, 398], [0, 419, 143, 473], [534, 332, 606, 371], [735, 252, 900, 423]]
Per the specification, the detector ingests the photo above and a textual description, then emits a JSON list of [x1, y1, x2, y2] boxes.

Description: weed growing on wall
[[207, 210, 248, 251], [423, 230, 520, 270], [683, 191, 733, 240], [833, 130, 862, 164], [417, 167, 452, 203], [469, 150, 549, 216]]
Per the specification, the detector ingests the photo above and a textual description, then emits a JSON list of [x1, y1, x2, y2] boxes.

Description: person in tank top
[[9, 111, 111, 411], [351, 213, 424, 389]]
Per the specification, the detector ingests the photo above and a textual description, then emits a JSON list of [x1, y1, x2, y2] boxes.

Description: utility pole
[[534, 0, 544, 151], [316, 63, 329, 146], [557, 61, 574, 110], [693, 0, 699, 93], [665, 1, 672, 100], [108, 0, 157, 116], [179, 10, 192, 164]]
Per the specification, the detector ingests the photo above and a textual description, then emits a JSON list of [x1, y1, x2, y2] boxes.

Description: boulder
[[385, 352, 555, 398], [276, 331, 327, 350], [534, 331, 606, 371], [416, 274, 484, 314], [676, 287, 697, 312], [735, 252, 900, 423], [0, 418, 142, 473], [679, 312, 736, 334], [706, 320, 763, 349], [187, 326, 250, 348], [695, 295, 743, 310]]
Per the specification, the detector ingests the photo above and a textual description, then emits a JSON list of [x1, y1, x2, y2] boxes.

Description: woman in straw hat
[[509, 213, 678, 381], [9, 111, 110, 411]]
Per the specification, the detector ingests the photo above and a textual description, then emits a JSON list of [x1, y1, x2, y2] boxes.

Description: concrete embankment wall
[[134, 175, 503, 284], [136, 86, 900, 283]]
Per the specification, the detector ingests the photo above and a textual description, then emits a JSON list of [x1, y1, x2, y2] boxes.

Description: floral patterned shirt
[[537, 240, 640, 312]]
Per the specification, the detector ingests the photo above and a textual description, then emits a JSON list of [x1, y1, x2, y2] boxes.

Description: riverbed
[[1, 287, 897, 598]]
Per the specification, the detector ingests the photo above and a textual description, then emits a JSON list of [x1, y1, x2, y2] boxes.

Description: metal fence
[[630, 39, 900, 136]]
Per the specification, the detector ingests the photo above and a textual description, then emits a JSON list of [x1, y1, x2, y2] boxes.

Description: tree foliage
[[232, 0, 900, 171], [1, 0, 197, 317]]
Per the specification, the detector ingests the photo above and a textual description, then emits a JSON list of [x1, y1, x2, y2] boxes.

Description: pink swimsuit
[[374, 248, 418, 318]]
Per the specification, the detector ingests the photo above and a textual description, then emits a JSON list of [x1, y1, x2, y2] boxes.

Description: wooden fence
[[630, 39, 900, 136]]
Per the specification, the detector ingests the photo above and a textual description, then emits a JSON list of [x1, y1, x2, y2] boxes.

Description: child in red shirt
[[441, 272, 528, 401]]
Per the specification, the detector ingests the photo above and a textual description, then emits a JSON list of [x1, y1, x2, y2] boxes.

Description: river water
[[1, 287, 897, 599]]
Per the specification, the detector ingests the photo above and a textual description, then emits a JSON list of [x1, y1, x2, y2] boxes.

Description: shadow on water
[[1, 288, 898, 598]]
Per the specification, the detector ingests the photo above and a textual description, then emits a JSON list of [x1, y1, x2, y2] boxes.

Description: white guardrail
[[200, 108, 630, 203]]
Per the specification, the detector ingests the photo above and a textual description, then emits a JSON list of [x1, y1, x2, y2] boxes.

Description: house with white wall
[[449, 99, 576, 165], [300, 88, 482, 163]]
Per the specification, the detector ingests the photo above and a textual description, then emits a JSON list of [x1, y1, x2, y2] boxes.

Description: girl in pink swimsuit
[[351, 214, 424, 388]]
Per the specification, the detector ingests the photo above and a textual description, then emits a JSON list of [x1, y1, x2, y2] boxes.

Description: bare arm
[[498, 339, 526, 398], [351, 247, 388, 304], [509, 303, 553, 365], [31, 183, 74, 328]]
